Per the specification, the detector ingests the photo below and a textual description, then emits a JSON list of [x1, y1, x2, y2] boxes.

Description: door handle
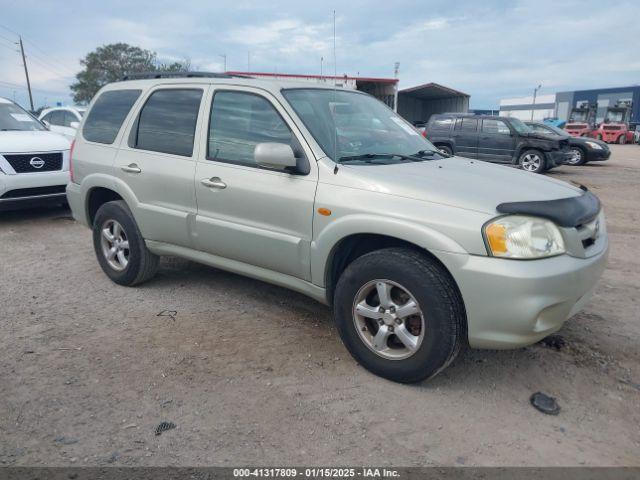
[[121, 163, 141, 173], [201, 177, 227, 189]]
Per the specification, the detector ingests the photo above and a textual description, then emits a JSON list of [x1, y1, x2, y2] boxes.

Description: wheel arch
[[80, 175, 140, 227]]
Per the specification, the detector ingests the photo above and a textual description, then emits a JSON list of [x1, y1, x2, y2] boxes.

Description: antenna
[[333, 10, 339, 174]]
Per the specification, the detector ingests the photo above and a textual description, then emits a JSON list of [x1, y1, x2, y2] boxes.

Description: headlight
[[585, 141, 603, 150], [484, 215, 565, 259]]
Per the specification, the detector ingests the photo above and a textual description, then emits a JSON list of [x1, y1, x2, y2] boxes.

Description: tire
[[567, 146, 587, 166], [333, 248, 466, 383], [92, 200, 159, 286], [437, 145, 453, 156], [618, 135, 626, 145], [596, 134, 603, 141], [518, 149, 546, 174]]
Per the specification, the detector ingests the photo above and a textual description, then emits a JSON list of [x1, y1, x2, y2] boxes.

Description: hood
[[523, 131, 560, 142], [337, 156, 583, 215], [0, 130, 71, 154], [572, 136, 608, 149]]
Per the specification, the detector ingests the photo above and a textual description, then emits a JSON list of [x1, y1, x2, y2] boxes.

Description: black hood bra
[[496, 189, 600, 228]]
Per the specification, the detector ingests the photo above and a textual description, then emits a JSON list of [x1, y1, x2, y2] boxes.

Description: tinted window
[[208, 91, 293, 166], [482, 119, 511, 135], [49, 110, 65, 126], [431, 117, 454, 130], [132, 89, 202, 157], [455, 117, 478, 132], [83, 90, 141, 144]]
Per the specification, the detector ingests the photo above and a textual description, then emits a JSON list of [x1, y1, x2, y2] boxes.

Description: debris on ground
[[53, 436, 79, 445], [155, 421, 176, 436], [540, 334, 566, 351], [530, 392, 561, 415], [157, 310, 177, 321]]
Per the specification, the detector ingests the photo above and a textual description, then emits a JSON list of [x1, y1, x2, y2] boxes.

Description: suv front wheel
[[333, 248, 465, 383], [519, 149, 546, 174], [92, 200, 159, 286]]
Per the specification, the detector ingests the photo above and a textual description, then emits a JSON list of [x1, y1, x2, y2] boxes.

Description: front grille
[[1, 185, 67, 199], [603, 125, 621, 131], [2, 152, 63, 173]]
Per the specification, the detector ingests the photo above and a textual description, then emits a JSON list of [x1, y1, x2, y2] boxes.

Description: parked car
[[424, 113, 572, 173], [0, 97, 70, 211], [524, 121, 610, 166], [634, 125, 640, 144], [67, 73, 608, 383], [39, 106, 86, 140]]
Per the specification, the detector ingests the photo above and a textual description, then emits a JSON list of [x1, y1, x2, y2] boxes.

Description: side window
[[208, 91, 294, 167], [132, 89, 203, 157], [41, 112, 53, 124], [431, 117, 454, 132], [482, 119, 511, 135], [454, 118, 478, 132], [83, 90, 142, 144]]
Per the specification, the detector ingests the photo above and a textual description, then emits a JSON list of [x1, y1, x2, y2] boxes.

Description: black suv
[[424, 113, 572, 173]]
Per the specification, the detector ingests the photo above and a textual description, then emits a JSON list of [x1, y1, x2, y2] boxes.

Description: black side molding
[[496, 191, 600, 228]]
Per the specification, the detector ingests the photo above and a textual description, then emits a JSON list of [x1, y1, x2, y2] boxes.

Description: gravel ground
[[1, 145, 639, 467]]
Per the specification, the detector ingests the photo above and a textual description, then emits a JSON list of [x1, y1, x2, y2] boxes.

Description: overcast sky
[[1, 0, 639, 109]]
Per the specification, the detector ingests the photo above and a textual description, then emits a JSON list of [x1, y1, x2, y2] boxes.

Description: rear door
[[193, 86, 317, 281], [477, 118, 516, 163], [452, 117, 478, 158], [115, 85, 207, 247]]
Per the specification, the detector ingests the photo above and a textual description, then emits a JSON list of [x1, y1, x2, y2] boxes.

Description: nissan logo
[[29, 157, 45, 169]]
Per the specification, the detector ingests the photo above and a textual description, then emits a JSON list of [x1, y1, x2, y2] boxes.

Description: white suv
[[1, 97, 70, 211], [66, 73, 607, 383], [39, 106, 86, 140]]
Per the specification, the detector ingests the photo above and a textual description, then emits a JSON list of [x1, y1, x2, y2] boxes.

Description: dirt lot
[[1, 145, 639, 467]]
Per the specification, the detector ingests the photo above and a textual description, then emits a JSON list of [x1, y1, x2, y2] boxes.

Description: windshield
[[605, 111, 625, 123], [282, 88, 444, 164], [0, 101, 45, 131], [509, 118, 532, 134]]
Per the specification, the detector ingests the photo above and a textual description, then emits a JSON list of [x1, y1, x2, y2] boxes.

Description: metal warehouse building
[[227, 71, 469, 122], [500, 85, 640, 124]]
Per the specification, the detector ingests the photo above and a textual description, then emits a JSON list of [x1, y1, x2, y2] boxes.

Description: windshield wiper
[[334, 152, 429, 174]]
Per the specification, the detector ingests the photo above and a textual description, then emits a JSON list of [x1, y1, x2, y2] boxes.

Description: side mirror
[[254, 142, 297, 170], [70, 121, 80, 129]]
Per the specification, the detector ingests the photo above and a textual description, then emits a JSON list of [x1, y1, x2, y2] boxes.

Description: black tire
[[518, 149, 546, 174], [567, 146, 587, 166], [92, 200, 159, 286], [333, 248, 466, 383], [437, 145, 453, 156]]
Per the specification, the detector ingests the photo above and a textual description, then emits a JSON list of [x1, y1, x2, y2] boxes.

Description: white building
[[499, 94, 557, 121]]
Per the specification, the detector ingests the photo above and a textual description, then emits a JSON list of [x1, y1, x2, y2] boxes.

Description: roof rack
[[120, 71, 251, 81]]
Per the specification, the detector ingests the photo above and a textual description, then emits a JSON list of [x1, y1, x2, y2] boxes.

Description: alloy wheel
[[567, 148, 583, 165], [100, 219, 130, 271], [352, 279, 425, 360], [521, 153, 542, 172]]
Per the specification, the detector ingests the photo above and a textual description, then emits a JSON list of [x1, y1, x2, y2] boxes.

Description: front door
[[477, 118, 516, 163], [193, 87, 317, 281], [452, 117, 479, 158]]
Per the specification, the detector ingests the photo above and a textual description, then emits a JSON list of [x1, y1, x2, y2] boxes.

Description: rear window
[[132, 89, 203, 157], [83, 90, 141, 144]]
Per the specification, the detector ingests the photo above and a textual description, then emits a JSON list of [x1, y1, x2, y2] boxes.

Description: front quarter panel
[[310, 160, 492, 287]]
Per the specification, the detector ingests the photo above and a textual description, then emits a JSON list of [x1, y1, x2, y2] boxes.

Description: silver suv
[[67, 73, 608, 383]]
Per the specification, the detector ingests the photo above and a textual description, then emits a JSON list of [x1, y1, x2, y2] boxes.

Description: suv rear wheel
[[437, 145, 453, 156], [333, 248, 465, 383], [92, 200, 159, 286], [519, 149, 546, 174]]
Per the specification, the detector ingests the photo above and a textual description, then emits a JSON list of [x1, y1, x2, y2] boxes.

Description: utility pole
[[531, 83, 542, 121], [393, 62, 400, 112], [18, 36, 34, 111]]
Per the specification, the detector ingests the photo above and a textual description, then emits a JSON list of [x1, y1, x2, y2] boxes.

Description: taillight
[[422, 130, 427, 138], [69, 140, 75, 183]]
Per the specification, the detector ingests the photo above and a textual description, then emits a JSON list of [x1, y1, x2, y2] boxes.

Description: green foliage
[[70, 43, 190, 104]]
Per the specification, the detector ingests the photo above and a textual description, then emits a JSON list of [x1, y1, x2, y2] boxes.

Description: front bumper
[[0, 170, 69, 210], [436, 242, 608, 349], [585, 147, 611, 162], [546, 150, 573, 168]]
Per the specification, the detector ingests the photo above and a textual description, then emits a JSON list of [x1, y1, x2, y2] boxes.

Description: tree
[[70, 43, 190, 104]]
